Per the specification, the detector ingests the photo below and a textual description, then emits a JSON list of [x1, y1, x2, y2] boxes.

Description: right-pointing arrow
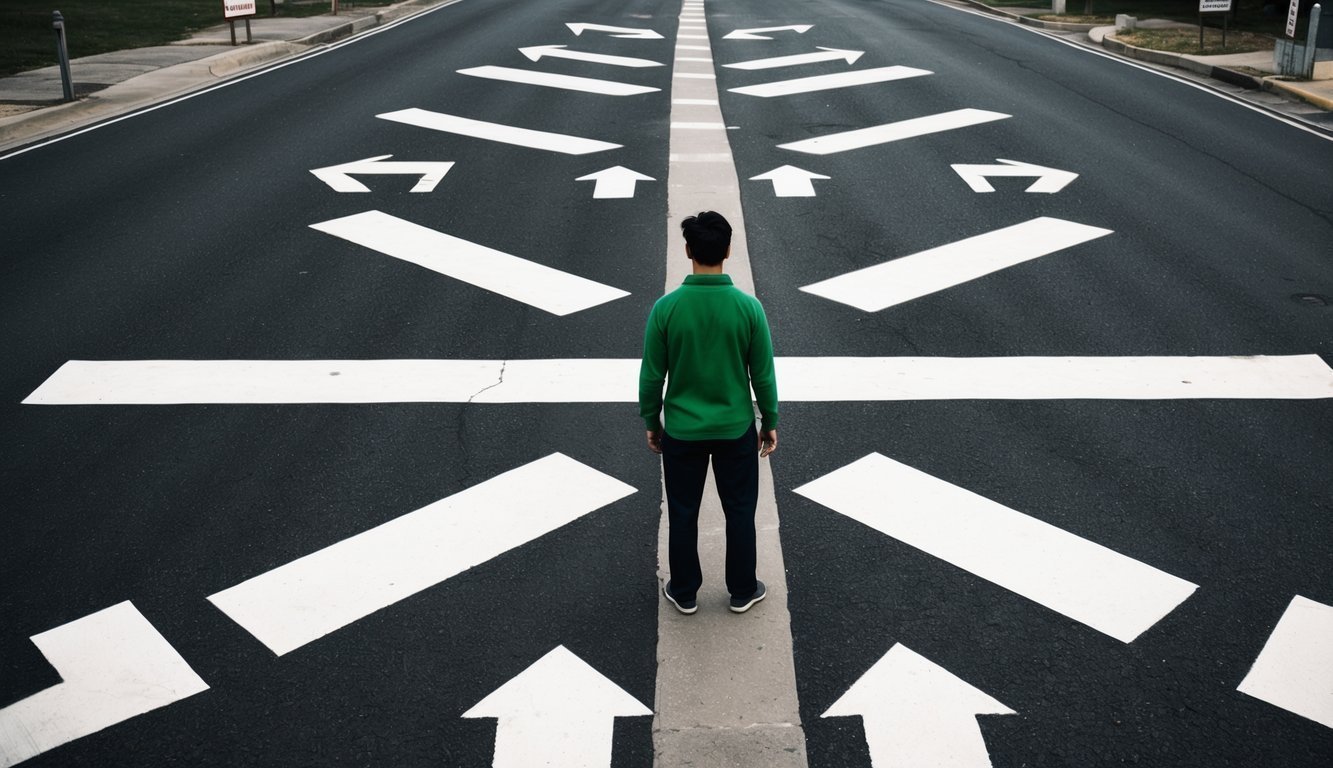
[[824, 644, 1014, 768], [724, 47, 863, 71], [464, 646, 651, 768], [951, 158, 1079, 193], [750, 165, 830, 197]]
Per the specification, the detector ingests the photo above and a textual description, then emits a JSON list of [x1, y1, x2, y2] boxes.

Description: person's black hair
[[680, 211, 732, 266]]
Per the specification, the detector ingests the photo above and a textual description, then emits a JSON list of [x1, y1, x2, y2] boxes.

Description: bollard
[[52, 10, 74, 102]]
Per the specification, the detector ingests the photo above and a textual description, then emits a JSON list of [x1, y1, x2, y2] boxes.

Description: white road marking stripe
[[0, 602, 209, 768], [24, 356, 1333, 405], [675, 56, 714, 62], [673, 72, 716, 79], [779, 108, 1010, 155], [671, 121, 728, 129], [457, 65, 658, 95], [678, 34, 710, 39], [794, 454, 1200, 643], [730, 65, 931, 97], [377, 108, 621, 155], [1238, 596, 1333, 729], [672, 98, 718, 105], [309, 210, 629, 316], [207, 454, 636, 656], [677, 44, 710, 51], [800, 217, 1112, 311], [668, 152, 732, 161]]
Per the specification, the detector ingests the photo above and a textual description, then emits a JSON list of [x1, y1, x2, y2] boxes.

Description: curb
[[1263, 76, 1333, 109], [0, 0, 442, 154], [956, 0, 1100, 32], [1100, 34, 1263, 89]]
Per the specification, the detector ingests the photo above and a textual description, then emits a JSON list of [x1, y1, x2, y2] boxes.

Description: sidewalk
[[0, 0, 447, 152], [957, 0, 1333, 111]]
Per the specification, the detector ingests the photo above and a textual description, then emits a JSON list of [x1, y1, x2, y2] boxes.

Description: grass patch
[[1114, 27, 1275, 54], [0, 0, 396, 77], [1034, 14, 1118, 22]]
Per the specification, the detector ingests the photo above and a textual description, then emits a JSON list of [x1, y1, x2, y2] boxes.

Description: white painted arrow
[[952, 158, 1079, 193], [823, 644, 1014, 768], [208, 455, 636, 655], [731, 65, 932, 98], [1238, 595, 1333, 729], [724, 47, 864, 71], [794, 453, 1199, 642], [0, 602, 209, 768], [309, 154, 454, 193], [800, 217, 1112, 312], [566, 23, 663, 39], [723, 24, 813, 40], [378, 109, 620, 155], [464, 646, 651, 768], [750, 165, 829, 197], [576, 166, 655, 199], [519, 45, 662, 68], [310, 210, 628, 316], [457, 66, 659, 96]]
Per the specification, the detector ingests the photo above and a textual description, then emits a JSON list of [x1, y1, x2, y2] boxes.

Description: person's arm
[[748, 303, 779, 455], [639, 304, 668, 452]]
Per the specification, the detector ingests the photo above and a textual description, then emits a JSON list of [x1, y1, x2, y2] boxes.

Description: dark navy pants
[[661, 424, 759, 601]]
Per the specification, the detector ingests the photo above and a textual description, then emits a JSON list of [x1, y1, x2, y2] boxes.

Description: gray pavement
[[2, 0, 1330, 154]]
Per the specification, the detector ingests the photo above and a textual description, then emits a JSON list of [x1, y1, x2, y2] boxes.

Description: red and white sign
[[223, 0, 256, 20]]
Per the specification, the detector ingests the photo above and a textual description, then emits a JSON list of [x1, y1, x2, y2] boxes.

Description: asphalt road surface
[[1, 0, 1330, 766]]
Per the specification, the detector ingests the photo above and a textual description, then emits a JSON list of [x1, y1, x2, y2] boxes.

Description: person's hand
[[759, 429, 777, 457], [646, 430, 663, 454]]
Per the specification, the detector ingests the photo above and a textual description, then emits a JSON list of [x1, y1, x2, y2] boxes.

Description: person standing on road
[[639, 211, 779, 616]]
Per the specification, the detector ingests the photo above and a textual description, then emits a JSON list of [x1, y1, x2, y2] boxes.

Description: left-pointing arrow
[[520, 45, 662, 68], [823, 644, 1013, 768], [310, 154, 454, 193], [566, 22, 663, 39], [723, 24, 813, 40], [464, 646, 651, 768], [576, 166, 655, 199], [0, 602, 209, 768], [750, 165, 829, 197]]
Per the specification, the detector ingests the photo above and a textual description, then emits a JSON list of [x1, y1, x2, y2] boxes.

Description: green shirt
[[639, 274, 779, 440]]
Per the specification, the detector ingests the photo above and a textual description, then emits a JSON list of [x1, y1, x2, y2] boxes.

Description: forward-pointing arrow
[[723, 24, 813, 40], [0, 602, 209, 768], [750, 165, 829, 197], [576, 166, 655, 199], [823, 644, 1014, 768], [463, 646, 651, 768], [310, 155, 454, 193], [566, 22, 663, 39], [520, 45, 662, 68], [951, 158, 1079, 193], [724, 47, 863, 71]]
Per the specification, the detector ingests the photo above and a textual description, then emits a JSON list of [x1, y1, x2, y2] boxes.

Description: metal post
[[332, 0, 339, 15], [52, 11, 74, 102], [245, 18, 252, 43], [229, 19, 237, 46], [1306, 5, 1323, 78]]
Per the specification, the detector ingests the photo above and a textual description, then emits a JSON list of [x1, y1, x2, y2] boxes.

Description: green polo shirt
[[639, 274, 779, 440]]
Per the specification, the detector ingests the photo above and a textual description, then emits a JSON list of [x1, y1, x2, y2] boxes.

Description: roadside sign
[[223, 0, 256, 20], [1287, 0, 1300, 37], [1199, 0, 1232, 10]]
